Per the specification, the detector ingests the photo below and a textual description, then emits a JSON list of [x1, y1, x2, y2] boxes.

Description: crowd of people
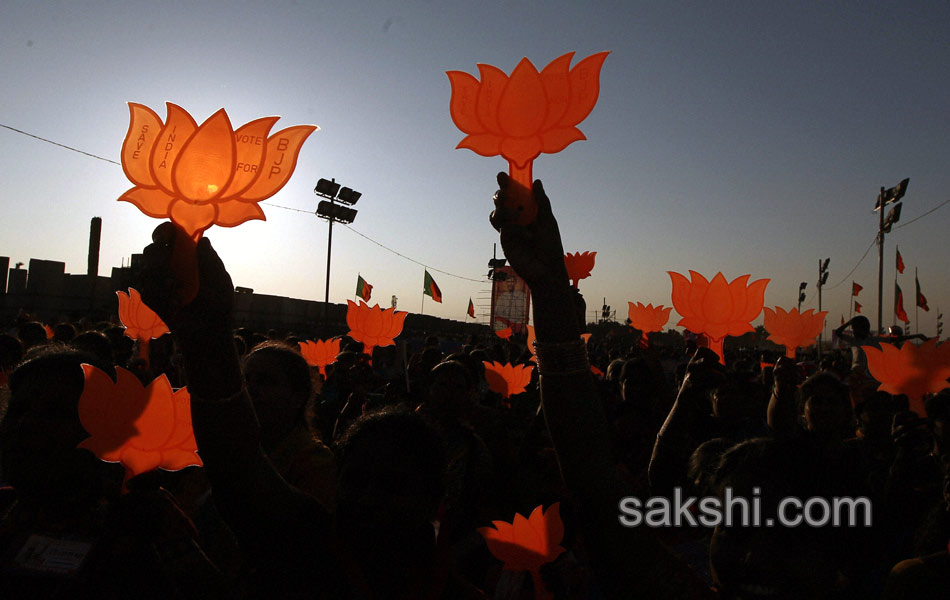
[[0, 175, 948, 598]]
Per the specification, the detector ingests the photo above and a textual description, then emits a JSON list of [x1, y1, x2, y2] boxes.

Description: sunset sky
[[2, 1, 948, 335]]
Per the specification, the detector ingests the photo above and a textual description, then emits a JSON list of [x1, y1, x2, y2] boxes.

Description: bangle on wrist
[[533, 338, 590, 375]]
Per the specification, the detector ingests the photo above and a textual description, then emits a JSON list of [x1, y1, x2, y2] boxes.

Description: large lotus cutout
[[863, 339, 950, 416], [119, 102, 316, 238], [448, 52, 608, 224], [299, 338, 342, 377], [479, 503, 566, 600], [762, 307, 827, 358], [564, 251, 596, 289], [482, 361, 534, 399], [78, 365, 201, 485], [345, 300, 408, 356], [627, 302, 672, 344], [669, 271, 769, 363]]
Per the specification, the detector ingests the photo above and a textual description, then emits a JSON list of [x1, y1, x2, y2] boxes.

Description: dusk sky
[[2, 1, 948, 336]]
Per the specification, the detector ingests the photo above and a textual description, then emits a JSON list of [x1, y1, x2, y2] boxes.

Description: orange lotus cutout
[[479, 503, 566, 600], [495, 326, 513, 341], [117, 288, 169, 362], [78, 365, 201, 485], [863, 339, 950, 416], [482, 361, 534, 399], [299, 338, 342, 377], [345, 300, 408, 356], [669, 271, 769, 363], [628, 302, 672, 344], [564, 251, 596, 289], [448, 52, 609, 225], [762, 307, 827, 358], [118, 102, 317, 239]]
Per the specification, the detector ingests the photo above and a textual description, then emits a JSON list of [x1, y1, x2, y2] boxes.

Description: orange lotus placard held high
[[119, 102, 317, 239], [863, 339, 950, 416], [564, 251, 596, 289], [669, 271, 769, 363], [628, 302, 673, 344], [79, 365, 201, 485], [762, 307, 827, 358], [299, 339, 342, 377], [345, 300, 408, 356], [448, 52, 609, 225], [479, 503, 566, 600], [482, 361, 533, 399]]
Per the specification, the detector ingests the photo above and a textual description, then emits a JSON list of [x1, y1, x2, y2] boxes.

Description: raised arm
[[490, 174, 713, 599], [137, 224, 324, 549]]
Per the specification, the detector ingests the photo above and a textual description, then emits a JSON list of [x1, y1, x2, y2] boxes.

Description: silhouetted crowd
[[1, 180, 948, 599]]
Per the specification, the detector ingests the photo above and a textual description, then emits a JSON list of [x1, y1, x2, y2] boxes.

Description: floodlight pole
[[325, 213, 334, 318], [314, 178, 361, 326], [877, 186, 885, 335]]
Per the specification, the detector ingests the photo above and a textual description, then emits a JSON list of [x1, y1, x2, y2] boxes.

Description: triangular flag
[[356, 274, 373, 302], [854, 302, 862, 314], [423, 270, 442, 303], [467, 298, 475, 318], [852, 282, 862, 296], [896, 248, 905, 274], [916, 276, 929, 311], [895, 282, 909, 323]]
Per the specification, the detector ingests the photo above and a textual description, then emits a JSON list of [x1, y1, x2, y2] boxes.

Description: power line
[[825, 237, 877, 290], [261, 204, 486, 282], [894, 197, 950, 229], [1, 123, 119, 165]]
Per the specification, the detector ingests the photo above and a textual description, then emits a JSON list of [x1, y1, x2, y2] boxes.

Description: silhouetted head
[[1, 344, 119, 503], [243, 341, 313, 448], [798, 371, 852, 439], [851, 316, 871, 338], [336, 409, 445, 543]]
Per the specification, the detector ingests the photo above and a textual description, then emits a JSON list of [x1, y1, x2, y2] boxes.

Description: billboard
[[490, 266, 531, 334]]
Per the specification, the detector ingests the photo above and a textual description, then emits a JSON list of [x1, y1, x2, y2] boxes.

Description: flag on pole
[[895, 282, 909, 323], [854, 302, 862, 314], [355, 275, 373, 302], [423, 270, 442, 303], [916, 275, 929, 311], [467, 298, 475, 318], [852, 282, 862, 296], [896, 248, 905, 274]]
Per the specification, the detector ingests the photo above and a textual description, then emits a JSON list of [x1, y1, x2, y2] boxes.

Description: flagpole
[[848, 280, 855, 321], [421, 267, 426, 314], [915, 268, 919, 335]]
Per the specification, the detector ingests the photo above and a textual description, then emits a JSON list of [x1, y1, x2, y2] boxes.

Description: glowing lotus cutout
[[627, 302, 672, 344], [299, 338, 342, 377], [345, 300, 408, 356], [479, 503, 566, 600], [482, 361, 533, 399], [669, 271, 769, 363], [117, 288, 169, 362], [762, 307, 827, 358], [564, 251, 596, 289], [862, 339, 950, 416], [78, 365, 201, 485], [495, 326, 513, 341], [119, 102, 317, 239], [448, 52, 609, 225]]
